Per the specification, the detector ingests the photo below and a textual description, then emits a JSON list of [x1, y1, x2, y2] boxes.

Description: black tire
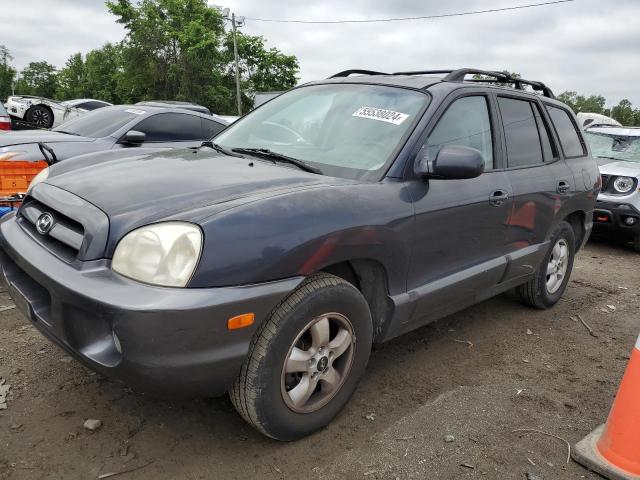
[[26, 105, 53, 128], [230, 272, 372, 441], [633, 233, 640, 253], [517, 220, 576, 309]]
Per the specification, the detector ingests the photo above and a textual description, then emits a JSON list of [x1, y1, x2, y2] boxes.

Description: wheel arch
[[563, 210, 586, 251], [320, 259, 394, 341]]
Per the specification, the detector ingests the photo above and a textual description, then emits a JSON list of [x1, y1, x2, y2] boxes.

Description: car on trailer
[[0, 68, 598, 440], [585, 125, 640, 251]]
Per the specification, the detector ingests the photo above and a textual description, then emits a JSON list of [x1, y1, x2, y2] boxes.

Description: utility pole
[[215, 7, 245, 116], [231, 13, 242, 116]]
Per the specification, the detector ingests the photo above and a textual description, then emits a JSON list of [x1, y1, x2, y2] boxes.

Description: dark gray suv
[[0, 69, 599, 440]]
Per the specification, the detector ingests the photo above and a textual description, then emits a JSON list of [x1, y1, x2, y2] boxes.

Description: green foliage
[[0, 45, 16, 101], [56, 53, 87, 99], [14, 61, 58, 98], [555, 91, 606, 115]]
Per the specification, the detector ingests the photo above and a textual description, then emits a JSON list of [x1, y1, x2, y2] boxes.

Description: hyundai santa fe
[[0, 68, 599, 440]]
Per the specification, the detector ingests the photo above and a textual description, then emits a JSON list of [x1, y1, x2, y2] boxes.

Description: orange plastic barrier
[[0, 160, 48, 197]]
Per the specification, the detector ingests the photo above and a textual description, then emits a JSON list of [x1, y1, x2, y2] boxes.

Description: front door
[[406, 94, 512, 326]]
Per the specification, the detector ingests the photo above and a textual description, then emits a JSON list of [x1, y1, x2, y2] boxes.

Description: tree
[[56, 53, 87, 99], [611, 99, 635, 126], [84, 43, 126, 104], [0, 45, 16, 101], [107, 0, 299, 114], [556, 91, 605, 114], [14, 61, 58, 98]]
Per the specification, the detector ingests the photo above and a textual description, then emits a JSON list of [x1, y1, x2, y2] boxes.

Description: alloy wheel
[[546, 238, 569, 294]]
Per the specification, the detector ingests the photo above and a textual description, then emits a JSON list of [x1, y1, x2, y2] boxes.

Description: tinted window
[[498, 97, 543, 167], [135, 113, 203, 142], [533, 103, 557, 161], [425, 96, 494, 169], [202, 118, 225, 138], [53, 107, 140, 138], [546, 106, 586, 157], [80, 101, 109, 111]]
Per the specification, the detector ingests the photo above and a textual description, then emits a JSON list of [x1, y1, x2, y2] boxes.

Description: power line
[[245, 0, 576, 24]]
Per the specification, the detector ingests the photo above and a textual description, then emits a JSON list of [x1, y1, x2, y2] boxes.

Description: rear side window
[[202, 118, 225, 139], [533, 103, 557, 161], [425, 96, 494, 169], [546, 106, 586, 157], [498, 97, 543, 168], [134, 113, 203, 142]]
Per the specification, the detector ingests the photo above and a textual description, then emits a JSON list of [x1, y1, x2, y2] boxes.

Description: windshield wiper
[[231, 147, 322, 174], [54, 130, 81, 136], [199, 141, 245, 158]]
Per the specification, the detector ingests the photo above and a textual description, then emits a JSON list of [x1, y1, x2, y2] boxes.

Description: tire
[[26, 105, 53, 128], [230, 272, 373, 441], [517, 220, 576, 309], [633, 233, 640, 253]]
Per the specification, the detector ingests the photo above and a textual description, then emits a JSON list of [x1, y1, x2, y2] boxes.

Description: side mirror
[[123, 130, 145, 145], [415, 145, 485, 180]]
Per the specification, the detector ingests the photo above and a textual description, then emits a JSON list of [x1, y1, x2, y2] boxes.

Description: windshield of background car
[[53, 107, 141, 138], [215, 84, 429, 180], [585, 131, 640, 163]]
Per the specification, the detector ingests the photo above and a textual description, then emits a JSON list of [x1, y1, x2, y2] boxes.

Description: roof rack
[[330, 69, 389, 78], [327, 68, 555, 98]]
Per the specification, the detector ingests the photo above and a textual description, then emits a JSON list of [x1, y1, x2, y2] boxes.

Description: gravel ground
[[1, 237, 639, 480]]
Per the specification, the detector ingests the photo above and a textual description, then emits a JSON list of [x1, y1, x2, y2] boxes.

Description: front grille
[[15, 184, 109, 263], [18, 197, 85, 262]]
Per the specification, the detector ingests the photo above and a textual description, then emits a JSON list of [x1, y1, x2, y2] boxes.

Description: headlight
[[613, 176, 635, 194], [27, 167, 49, 194], [112, 222, 203, 287]]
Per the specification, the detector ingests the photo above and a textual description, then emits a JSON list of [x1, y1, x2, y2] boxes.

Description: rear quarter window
[[546, 105, 586, 157]]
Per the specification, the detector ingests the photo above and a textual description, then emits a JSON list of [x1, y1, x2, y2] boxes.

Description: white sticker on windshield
[[125, 108, 146, 115], [352, 107, 409, 125]]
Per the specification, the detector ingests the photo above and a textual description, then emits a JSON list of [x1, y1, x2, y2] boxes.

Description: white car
[[577, 112, 621, 130], [585, 125, 640, 251], [4, 96, 111, 129]]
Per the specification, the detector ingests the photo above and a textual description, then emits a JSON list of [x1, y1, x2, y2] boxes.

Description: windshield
[[53, 107, 141, 138], [585, 131, 640, 163], [215, 84, 429, 180]]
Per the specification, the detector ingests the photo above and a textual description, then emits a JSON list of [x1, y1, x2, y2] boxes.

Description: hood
[[0, 130, 93, 147], [597, 158, 640, 177], [45, 148, 355, 227]]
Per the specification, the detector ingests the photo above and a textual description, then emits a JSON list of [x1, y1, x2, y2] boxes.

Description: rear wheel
[[230, 273, 372, 440], [517, 221, 576, 309], [26, 105, 53, 128]]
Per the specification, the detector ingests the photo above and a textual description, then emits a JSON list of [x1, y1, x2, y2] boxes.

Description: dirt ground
[[1, 237, 639, 480]]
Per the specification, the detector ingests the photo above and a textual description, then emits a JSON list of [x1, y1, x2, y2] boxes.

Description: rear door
[[496, 94, 574, 282], [406, 92, 513, 325]]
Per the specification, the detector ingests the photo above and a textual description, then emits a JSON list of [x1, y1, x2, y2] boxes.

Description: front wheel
[[230, 273, 372, 441], [26, 105, 53, 128], [517, 220, 576, 309]]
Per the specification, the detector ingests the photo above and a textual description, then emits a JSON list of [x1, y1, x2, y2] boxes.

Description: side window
[[134, 113, 203, 142], [202, 118, 225, 139], [425, 96, 494, 169], [546, 105, 586, 157], [532, 103, 557, 162], [498, 97, 543, 168]]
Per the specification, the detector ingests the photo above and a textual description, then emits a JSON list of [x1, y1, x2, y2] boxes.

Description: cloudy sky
[[2, 0, 639, 105]]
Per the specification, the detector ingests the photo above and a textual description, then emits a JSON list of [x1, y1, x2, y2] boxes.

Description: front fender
[[191, 180, 414, 295]]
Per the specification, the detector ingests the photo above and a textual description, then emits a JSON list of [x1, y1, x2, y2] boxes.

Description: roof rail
[[328, 68, 555, 98], [329, 69, 389, 78]]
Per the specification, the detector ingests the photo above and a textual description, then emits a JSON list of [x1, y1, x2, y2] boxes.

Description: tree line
[[0, 0, 299, 115]]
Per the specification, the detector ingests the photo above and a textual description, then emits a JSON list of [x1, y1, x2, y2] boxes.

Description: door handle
[[557, 181, 570, 194], [489, 189, 510, 207]]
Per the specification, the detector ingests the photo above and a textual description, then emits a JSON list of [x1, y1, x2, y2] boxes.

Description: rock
[[11, 368, 21, 375], [83, 419, 103, 431], [36, 349, 47, 355], [526, 329, 533, 335], [59, 356, 73, 364], [443, 434, 455, 443], [364, 413, 376, 421], [606, 305, 616, 311]]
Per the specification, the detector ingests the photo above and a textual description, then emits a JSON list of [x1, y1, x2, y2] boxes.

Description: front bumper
[[0, 214, 303, 396], [593, 199, 640, 234]]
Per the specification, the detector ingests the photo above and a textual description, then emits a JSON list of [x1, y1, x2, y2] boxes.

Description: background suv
[[0, 68, 598, 440]]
